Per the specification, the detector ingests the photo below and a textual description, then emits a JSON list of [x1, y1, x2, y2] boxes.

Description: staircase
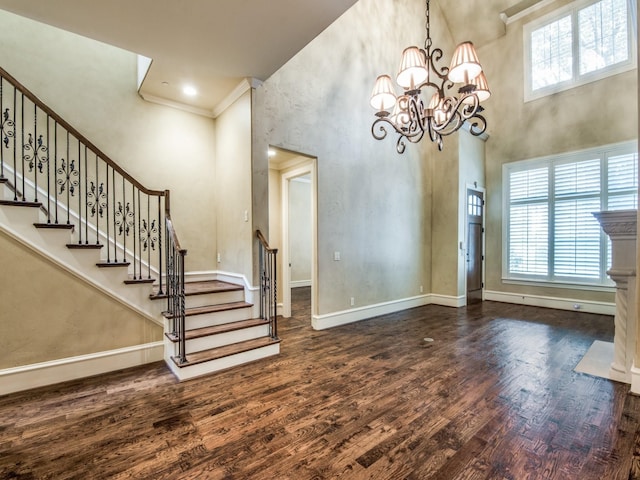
[[154, 280, 280, 381], [0, 65, 280, 388]]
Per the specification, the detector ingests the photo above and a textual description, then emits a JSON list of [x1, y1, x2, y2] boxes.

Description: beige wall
[[480, 4, 637, 303], [215, 90, 253, 280], [254, 0, 436, 315], [0, 231, 161, 369], [0, 10, 217, 272]]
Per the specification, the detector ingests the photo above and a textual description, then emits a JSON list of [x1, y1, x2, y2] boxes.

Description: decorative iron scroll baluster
[[257, 230, 279, 340], [0, 66, 173, 318], [12, 86, 17, 199]]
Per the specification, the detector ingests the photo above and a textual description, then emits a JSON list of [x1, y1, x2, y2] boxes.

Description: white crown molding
[[212, 77, 262, 118], [138, 92, 215, 118], [500, 0, 557, 25]]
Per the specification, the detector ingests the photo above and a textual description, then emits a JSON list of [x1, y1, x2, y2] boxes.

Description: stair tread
[[164, 301, 253, 318], [171, 336, 280, 368], [166, 318, 269, 342], [34, 222, 74, 230], [0, 199, 41, 207], [96, 261, 131, 268], [66, 243, 103, 249], [150, 280, 243, 300], [124, 276, 155, 285]]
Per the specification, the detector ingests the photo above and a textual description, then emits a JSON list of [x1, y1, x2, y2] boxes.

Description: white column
[[593, 210, 637, 386]]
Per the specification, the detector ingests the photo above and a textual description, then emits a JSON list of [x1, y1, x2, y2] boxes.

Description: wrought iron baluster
[[45, 116, 50, 222], [157, 196, 163, 295], [112, 168, 117, 262], [78, 141, 83, 244], [105, 164, 111, 262], [53, 123, 58, 224], [12, 86, 17, 200], [20, 92, 24, 201], [83, 145, 88, 244], [32, 103, 37, 202], [133, 185, 138, 279]]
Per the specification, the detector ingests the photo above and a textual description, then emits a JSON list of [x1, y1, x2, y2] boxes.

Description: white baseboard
[[0, 341, 164, 396], [631, 363, 640, 395], [291, 280, 311, 288], [484, 290, 615, 315], [312, 294, 431, 330], [430, 294, 466, 308]]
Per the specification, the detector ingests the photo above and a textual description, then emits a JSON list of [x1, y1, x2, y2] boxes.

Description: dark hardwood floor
[[2, 287, 640, 479]]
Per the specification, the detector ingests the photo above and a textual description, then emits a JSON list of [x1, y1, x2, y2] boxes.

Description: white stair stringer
[[0, 202, 163, 324], [185, 305, 255, 330], [164, 340, 280, 381]]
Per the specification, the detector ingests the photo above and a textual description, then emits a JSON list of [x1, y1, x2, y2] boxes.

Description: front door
[[466, 189, 484, 305]]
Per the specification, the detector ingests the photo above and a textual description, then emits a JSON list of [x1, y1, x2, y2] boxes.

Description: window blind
[[504, 141, 637, 286]]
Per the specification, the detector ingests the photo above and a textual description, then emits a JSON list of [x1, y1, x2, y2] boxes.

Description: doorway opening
[[268, 146, 317, 322], [466, 188, 485, 305]]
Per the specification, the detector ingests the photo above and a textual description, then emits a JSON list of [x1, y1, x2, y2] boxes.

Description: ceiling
[[0, 0, 536, 116]]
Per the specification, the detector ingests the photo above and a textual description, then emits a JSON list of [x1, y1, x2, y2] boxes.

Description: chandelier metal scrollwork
[[370, 0, 490, 153]]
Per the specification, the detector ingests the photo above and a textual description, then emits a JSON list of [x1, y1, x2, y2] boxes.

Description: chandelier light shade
[[396, 47, 428, 90], [463, 71, 491, 104], [370, 0, 490, 153], [448, 42, 483, 84], [370, 74, 397, 112]]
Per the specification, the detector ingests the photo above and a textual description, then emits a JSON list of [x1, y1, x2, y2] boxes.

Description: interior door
[[466, 189, 484, 305]]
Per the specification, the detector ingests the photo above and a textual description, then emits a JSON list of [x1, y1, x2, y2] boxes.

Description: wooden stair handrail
[[164, 190, 187, 256], [256, 230, 278, 254], [0, 65, 165, 197]]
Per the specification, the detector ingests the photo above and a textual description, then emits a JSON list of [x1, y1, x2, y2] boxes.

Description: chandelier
[[369, 0, 490, 153]]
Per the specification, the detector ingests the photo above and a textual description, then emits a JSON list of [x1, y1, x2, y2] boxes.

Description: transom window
[[503, 141, 638, 286], [524, 0, 636, 100]]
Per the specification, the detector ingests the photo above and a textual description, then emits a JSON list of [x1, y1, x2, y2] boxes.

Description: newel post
[[593, 210, 637, 389]]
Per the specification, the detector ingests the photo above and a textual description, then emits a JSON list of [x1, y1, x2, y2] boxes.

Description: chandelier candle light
[[370, 0, 490, 153]]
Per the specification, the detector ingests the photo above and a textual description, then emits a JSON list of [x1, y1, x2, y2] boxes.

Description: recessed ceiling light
[[161, 81, 169, 87], [183, 85, 197, 97], [268, 149, 276, 157]]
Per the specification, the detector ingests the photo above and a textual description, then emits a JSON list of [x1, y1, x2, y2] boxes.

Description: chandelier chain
[[424, 0, 431, 51]]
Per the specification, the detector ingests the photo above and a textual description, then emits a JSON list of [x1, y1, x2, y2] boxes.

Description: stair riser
[[165, 342, 280, 381], [184, 307, 255, 329], [186, 289, 244, 309], [0, 203, 41, 226], [184, 325, 270, 353]]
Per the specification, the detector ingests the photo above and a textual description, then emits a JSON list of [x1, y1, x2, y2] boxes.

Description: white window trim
[[502, 140, 638, 289], [523, 0, 637, 102]]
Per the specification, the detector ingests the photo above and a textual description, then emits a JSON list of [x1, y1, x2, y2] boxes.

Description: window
[[503, 141, 638, 286], [524, 0, 636, 100]]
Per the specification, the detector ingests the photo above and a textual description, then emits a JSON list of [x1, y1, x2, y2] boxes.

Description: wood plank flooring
[[2, 288, 640, 479]]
